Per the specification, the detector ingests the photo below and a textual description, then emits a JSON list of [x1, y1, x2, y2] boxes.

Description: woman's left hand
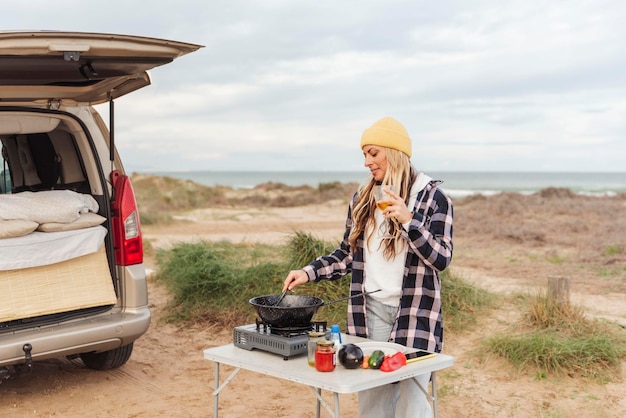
[[381, 188, 412, 224]]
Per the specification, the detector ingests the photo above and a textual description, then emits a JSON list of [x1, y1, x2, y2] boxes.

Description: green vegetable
[[368, 350, 385, 369]]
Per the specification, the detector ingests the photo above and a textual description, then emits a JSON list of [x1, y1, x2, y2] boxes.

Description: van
[[0, 31, 202, 379]]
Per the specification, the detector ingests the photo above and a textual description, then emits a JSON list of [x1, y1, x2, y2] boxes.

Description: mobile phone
[[404, 350, 436, 363]]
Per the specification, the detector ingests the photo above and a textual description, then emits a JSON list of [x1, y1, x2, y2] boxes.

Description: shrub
[[483, 292, 626, 382], [154, 234, 349, 325], [154, 232, 496, 334], [485, 330, 624, 382], [285, 230, 338, 270], [283, 231, 348, 327], [441, 269, 494, 332]]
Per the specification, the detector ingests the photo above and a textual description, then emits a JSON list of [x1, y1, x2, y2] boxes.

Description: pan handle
[[323, 289, 382, 305]]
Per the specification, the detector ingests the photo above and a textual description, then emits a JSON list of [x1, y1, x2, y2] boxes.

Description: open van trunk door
[[0, 31, 203, 104]]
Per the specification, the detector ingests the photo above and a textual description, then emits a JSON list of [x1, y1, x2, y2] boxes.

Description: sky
[[3, 0, 626, 173]]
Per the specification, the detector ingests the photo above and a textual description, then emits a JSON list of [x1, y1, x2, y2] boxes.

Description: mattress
[[0, 225, 107, 270], [0, 245, 117, 323]]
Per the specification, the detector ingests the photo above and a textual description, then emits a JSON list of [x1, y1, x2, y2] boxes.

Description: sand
[[1, 191, 625, 417]]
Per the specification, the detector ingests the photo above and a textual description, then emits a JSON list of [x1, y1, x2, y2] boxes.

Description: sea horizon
[[139, 170, 626, 198]]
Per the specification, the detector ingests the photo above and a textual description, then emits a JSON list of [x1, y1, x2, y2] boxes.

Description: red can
[[315, 340, 336, 372]]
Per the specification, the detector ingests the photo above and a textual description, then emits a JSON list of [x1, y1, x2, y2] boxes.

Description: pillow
[[0, 219, 39, 239], [37, 212, 106, 232]]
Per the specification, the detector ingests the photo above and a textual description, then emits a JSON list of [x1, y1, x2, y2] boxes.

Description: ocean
[[143, 171, 626, 198]]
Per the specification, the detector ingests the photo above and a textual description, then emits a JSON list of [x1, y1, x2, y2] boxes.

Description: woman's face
[[362, 145, 387, 182]]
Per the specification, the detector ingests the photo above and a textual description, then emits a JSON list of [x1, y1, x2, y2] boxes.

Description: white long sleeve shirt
[[364, 173, 432, 306]]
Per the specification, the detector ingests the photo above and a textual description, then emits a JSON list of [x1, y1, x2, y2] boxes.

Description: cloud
[[3, 0, 626, 172]]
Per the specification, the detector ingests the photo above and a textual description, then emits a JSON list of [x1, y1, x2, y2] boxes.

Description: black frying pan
[[249, 289, 381, 328]]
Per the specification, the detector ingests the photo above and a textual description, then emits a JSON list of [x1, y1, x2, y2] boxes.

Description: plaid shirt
[[303, 180, 453, 352]]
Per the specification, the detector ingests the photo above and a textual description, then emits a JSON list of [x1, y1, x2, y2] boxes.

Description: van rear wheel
[[80, 343, 134, 370]]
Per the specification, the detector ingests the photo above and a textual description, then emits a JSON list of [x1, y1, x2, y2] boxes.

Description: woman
[[283, 116, 453, 418]]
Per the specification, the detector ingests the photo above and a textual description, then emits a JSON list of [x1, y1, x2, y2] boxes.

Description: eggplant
[[338, 343, 364, 369]]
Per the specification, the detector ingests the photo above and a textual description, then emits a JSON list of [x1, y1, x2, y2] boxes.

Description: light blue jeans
[[358, 296, 432, 418]]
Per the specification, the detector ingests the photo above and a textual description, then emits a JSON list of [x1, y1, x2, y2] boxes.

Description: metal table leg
[[211, 363, 241, 418], [309, 387, 341, 417], [431, 372, 438, 418], [213, 362, 219, 418], [316, 388, 321, 418], [411, 372, 438, 418]]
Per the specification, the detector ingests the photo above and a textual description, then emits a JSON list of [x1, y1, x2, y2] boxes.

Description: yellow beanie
[[360, 116, 412, 157]]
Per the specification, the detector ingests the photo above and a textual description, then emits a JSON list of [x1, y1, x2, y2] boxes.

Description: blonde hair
[[349, 148, 416, 259]]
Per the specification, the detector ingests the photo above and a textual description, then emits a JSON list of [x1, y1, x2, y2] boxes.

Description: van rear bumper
[[0, 306, 150, 367]]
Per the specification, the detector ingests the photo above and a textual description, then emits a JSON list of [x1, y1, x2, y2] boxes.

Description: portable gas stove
[[233, 319, 327, 360]]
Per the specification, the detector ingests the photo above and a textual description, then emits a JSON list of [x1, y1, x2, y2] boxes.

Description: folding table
[[203, 335, 454, 417]]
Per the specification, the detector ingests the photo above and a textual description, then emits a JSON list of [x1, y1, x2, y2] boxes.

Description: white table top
[[203, 335, 454, 394]]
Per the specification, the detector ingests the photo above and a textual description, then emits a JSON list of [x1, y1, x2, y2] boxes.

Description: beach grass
[[153, 235, 349, 325], [482, 292, 626, 382], [440, 269, 494, 333], [153, 232, 490, 334]]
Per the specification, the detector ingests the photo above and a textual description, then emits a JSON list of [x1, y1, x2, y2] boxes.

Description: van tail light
[[110, 170, 143, 266]]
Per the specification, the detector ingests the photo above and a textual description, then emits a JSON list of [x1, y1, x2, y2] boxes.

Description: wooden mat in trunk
[[0, 246, 116, 322]]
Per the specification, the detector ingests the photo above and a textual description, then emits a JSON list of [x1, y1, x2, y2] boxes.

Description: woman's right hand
[[283, 270, 309, 292]]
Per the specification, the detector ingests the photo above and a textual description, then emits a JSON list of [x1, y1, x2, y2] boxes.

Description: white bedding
[[0, 190, 99, 224], [0, 225, 107, 270]]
